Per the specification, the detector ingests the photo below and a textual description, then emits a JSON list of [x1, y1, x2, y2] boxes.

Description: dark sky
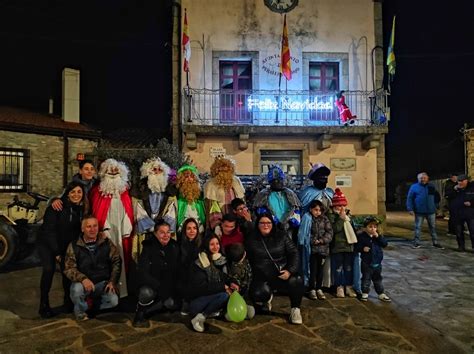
[[0, 0, 473, 199]]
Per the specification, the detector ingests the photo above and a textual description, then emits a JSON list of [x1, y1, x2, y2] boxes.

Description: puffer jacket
[[406, 182, 440, 215], [355, 231, 388, 266], [310, 214, 333, 256], [245, 228, 299, 280], [187, 253, 229, 300], [328, 212, 353, 254]]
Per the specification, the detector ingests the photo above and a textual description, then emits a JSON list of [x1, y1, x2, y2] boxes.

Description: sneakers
[[361, 293, 369, 302], [76, 312, 89, 321], [412, 243, 421, 249], [433, 243, 445, 249], [289, 307, 303, 325], [378, 293, 391, 302], [246, 305, 255, 320], [345, 286, 358, 298], [308, 290, 318, 300], [336, 286, 345, 298], [191, 313, 206, 332], [316, 289, 326, 300], [180, 301, 189, 316], [207, 311, 221, 318], [262, 294, 273, 312]]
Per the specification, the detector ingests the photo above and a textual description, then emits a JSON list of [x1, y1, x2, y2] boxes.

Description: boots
[[133, 306, 150, 328], [39, 302, 57, 319]]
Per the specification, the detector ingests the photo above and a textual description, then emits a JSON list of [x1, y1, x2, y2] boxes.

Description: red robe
[[335, 95, 356, 123], [90, 184, 134, 272]]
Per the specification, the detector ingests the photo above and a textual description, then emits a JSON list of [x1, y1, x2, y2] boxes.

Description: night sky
[[0, 0, 472, 200]]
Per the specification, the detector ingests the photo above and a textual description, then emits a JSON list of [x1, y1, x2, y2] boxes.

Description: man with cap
[[253, 165, 302, 241], [450, 174, 474, 251], [406, 172, 444, 249]]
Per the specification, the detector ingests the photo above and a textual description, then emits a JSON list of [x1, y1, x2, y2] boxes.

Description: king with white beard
[[90, 159, 134, 297]]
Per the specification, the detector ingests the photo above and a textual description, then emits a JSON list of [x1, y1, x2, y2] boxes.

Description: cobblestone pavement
[[0, 212, 472, 353]]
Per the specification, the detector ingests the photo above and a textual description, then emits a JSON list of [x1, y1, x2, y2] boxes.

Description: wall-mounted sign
[[210, 147, 226, 158], [335, 175, 352, 187], [331, 158, 356, 171], [248, 96, 334, 111], [262, 54, 300, 77]]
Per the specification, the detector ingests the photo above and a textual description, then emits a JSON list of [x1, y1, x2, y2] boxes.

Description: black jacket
[[355, 231, 388, 266], [187, 254, 229, 300], [450, 181, 474, 219], [38, 198, 84, 256], [245, 229, 299, 281], [136, 237, 180, 300]]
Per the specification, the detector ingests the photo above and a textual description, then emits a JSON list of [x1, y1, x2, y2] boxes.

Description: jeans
[[38, 245, 70, 307], [361, 262, 384, 295], [414, 213, 438, 244], [309, 254, 326, 290], [352, 252, 361, 293], [70, 280, 119, 317], [331, 252, 354, 287], [189, 292, 229, 317], [455, 217, 474, 249]]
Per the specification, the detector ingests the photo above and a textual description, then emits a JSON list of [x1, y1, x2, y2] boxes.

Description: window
[[309, 62, 339, 121], [219, 61, 252, 123], [0, 148, 29, 192], [260, 150, 302, 175]]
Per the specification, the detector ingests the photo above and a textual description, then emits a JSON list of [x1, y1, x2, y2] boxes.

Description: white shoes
[[345, 286, 358, 298], [361, 293, 369, 302], [336, 286, 345, 298], [308, 290, 318, 300], [191, 313, 206, 332], [246, 305, 256, 320], [316, 289, 326, 300], [290, 307, 303, 325], [378, 293, 391, 302]]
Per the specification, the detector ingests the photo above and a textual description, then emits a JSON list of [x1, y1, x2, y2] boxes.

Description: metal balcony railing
[[182, 89, 388, 127]]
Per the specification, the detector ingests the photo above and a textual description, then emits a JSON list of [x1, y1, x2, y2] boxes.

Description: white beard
[[147, 174, 168, 194], [100, 174, 128, 197]]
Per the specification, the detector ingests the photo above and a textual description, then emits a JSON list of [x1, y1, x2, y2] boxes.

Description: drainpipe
[[172, 0, 183, 149], [63, 133, 69, 188]]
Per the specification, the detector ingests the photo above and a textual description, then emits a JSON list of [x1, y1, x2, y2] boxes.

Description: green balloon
[[226, 291, 247, 323]]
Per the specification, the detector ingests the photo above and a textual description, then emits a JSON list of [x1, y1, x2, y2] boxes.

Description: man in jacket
[[133, 219, 180, 328], [450, 175, 474, 251], [406, 172, 444, 249], [64, 216, 122, 321]]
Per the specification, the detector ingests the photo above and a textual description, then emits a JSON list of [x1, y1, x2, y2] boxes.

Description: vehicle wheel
[[0, 223, 18, 269]]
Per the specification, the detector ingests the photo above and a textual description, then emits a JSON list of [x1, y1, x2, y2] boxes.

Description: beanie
[[332, 188, 348, 207]]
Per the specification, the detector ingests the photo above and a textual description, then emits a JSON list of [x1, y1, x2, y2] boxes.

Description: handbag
[[343, 217, 358, 244]]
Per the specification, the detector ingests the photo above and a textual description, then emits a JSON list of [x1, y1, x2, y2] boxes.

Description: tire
[[0, 222, 18, 270]]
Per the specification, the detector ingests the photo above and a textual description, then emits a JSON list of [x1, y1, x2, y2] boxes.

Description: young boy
[[225, 243, 255, 319], [355, 216, 391, 302]]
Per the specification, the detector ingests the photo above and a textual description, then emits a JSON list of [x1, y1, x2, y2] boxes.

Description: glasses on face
[[259, 222, 272, 225]]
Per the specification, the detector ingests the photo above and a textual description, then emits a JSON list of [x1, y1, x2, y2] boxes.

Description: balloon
[[226, 291, 247, 323]]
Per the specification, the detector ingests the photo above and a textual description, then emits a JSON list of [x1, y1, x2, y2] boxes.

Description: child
[[355, 216, 391, 302], [298, 200, 333, 300], [225, 243, 255, 319], [328, 188, 358, 298]]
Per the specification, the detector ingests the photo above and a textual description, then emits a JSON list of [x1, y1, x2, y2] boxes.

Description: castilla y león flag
[[280, 14, 291, 81], [182, 9, 191, 72]]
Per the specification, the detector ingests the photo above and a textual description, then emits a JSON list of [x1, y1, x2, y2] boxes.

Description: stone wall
[[468, 129, 474, 178], [0, 130, 97, 215]]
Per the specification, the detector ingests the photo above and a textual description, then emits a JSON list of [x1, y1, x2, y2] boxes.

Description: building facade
[[172, 0, 388, 216]]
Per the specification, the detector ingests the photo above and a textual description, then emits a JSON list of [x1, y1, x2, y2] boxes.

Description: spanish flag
[[182, 9, 191, 73], [280, 14, 292, 81], [386, 15, 396, 78]]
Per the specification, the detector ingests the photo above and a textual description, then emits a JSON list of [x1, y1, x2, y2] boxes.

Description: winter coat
[[450, 181, 474, 219], [309, 214, 333, 256], [64, 235, 121, 285], [406, 182, 440, 215], [187, 253, 229, 300], [327, 212, 353, 254], [136, 237, 180, 300], [228, 258, 253, 296], [245, 228, 299, 281], [38, 197, 84, 256], [355, 231, 388, 267]]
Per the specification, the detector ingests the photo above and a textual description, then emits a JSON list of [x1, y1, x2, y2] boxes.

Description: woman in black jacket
[[187, 234, 236, 332], [37, 181, 88, 318], [245, 211, 304, 325]]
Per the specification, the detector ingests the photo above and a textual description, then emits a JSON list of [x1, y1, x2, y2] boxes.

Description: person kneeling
[[133, 219, 180, 328], [64, 216, 121, 321]]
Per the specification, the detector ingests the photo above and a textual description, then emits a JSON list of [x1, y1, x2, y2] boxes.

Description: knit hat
[[332, 188, 348, 207]]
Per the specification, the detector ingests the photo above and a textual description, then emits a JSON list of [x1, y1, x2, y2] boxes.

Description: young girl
[[298, 200, 333, 300], [328, 188, 358, 298], [187, 235, 237, 332]]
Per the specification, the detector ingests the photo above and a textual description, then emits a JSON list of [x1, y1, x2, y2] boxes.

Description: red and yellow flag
[[182, 9, 191, 73], [280, 14, 291, 81]]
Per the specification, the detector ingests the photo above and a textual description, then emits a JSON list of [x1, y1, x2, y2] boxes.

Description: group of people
[[406, 172, 474, 251], [37, 156, 392, 333]]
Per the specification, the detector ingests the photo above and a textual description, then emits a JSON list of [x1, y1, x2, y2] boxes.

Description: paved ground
[[0, 212, 473, 353]]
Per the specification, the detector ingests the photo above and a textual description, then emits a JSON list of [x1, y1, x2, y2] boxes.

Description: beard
[[214, 171, 234, 190], [177, 179, 201, 203], [100, 174, 128, 197], [147, 173, 168, 193]]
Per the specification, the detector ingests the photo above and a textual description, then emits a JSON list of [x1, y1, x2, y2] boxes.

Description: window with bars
[[0, 148, 29, 192]]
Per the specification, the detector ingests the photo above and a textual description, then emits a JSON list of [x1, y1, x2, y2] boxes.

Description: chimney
[[48, 98, 54, 115], [62, 68, 80, 123]]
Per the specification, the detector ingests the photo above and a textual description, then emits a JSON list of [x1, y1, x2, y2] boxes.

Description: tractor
[[0, 192, 49, 270]]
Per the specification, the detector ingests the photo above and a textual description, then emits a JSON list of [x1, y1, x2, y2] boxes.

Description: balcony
[[181, 89, 388, 128]]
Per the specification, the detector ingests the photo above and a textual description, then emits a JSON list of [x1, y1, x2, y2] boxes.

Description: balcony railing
[[182, 89, 388, 127]]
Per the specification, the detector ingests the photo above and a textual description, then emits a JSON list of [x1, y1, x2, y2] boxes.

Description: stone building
[[467, 128, 474, 178], [171, 0, 389, 216], [0, 69, 100, 209]]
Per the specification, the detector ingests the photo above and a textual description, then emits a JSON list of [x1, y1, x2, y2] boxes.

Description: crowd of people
[[36, 156, 473, 333]]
